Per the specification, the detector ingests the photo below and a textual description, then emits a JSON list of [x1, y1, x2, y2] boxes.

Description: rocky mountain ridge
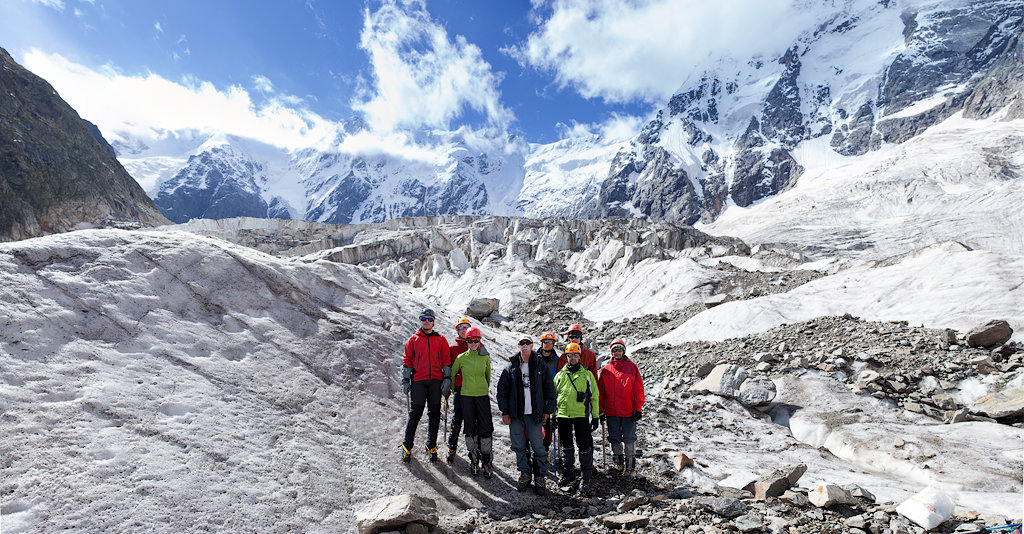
[[0, 47, 168, 241]]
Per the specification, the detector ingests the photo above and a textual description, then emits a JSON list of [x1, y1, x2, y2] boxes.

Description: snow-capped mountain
[[590, 0, 1023, 224], [113, 0, 1022, 228], [124, 128, 530, 225]]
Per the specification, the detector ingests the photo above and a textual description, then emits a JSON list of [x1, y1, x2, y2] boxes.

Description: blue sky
[[0, 0, 815, 149]]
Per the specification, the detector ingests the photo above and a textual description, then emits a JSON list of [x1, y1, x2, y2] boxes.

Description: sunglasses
[[611, 348, 625, 353], [467, 338, 481, 343], [456, 324, 469, 330], [567, 353, 581, 358], [420, 317, 434, 322], [541, 339, 554, 343], [568, 334, 582, 339], [519, 341, 533, 346]]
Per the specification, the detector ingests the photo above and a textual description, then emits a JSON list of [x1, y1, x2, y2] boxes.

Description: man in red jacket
[[401, 308, 452, 463], [597, 338, 644, 478], [557, 324, 598, 377]]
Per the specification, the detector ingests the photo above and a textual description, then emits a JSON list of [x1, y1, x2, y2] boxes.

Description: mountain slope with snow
[[106, 0, 1022, 236]]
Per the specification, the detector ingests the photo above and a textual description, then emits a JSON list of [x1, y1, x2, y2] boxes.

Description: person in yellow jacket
[[553, 342, 600, 494], [447, 327, 494, 477]]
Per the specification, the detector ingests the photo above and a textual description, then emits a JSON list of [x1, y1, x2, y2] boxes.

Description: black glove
[[590, 417, 600, 432], [633, 409, 642, 422], [401, 366, 413, 395], [440, 366, 452, 399]]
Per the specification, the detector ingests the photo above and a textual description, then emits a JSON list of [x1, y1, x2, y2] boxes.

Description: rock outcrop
[[0, 47, 168, 241]]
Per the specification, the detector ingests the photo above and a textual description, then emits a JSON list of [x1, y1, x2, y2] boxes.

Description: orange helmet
[[456, 317, 472, 329], [540, 331, 557, 342], [565, 343, 582, 354]]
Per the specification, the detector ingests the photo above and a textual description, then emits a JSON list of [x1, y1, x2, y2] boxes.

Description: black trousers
[[460, 394, 493, 438], [447, 385, 463, 447], [557, 417, 594, 479], [404, 379, 441, 450]]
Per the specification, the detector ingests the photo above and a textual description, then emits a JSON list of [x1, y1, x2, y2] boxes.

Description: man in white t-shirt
[[497, 336, 556, 495]]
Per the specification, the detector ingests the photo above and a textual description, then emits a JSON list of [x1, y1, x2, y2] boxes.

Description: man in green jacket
[[447, 327, 493, 477], [553, 342, 600, 494]]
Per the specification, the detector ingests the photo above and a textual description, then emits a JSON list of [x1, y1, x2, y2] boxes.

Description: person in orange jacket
[[557, 323, 598, 377], [401, 308, 452, 463], [597, 338, 645, 478]]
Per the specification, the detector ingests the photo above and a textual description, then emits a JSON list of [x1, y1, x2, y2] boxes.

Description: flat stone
[[970, 387, 1024, 418], [617, 490, 648, 513], [780, 490, 810, 507], [354, 494, 438, 534], [733, 513, 764, 533], [697, 496, 748, 518], [844, 484, 876, 502], [809, 484, 858, 508], [845, 515, 868, 529], [598, 512, 649, 529]]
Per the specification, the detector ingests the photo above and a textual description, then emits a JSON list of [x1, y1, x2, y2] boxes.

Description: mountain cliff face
[[584, 0, 1023, 224], [0, 47, 168, 241], [110, 0, 1022, 227]]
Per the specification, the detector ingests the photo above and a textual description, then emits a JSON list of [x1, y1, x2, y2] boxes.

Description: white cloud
[[556, 113, 645, 142], [252, 74, 274, 93], [21, 50, 340, 151], [516, 0, 824, 103], [31, 0, 64, 10], [154, 22, 163, 33], [353, 0, 514, 133]]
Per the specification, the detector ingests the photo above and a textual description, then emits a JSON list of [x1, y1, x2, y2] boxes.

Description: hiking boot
[[557, 471, 577, 488], [426, 446, 438, 463], [612, 453, 625, 476], [578, 478, 593, 496], [516, 473, 532, 492], [446, 445, 457, 464], [482, 462, 493, 479], [401, 444, 412, 464], [623, 456, 636, 479], [534, 478, 548, 496]]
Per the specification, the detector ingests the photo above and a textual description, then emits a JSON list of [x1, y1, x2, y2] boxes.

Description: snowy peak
[[590, 0, 1024, 225]]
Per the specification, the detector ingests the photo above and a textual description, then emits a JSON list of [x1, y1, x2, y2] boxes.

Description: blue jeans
[[606, 416, 637, 444], [509, 416, 547, 478]]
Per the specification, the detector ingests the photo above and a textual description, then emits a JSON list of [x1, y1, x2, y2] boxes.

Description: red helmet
[[566, 323, 583, 336], [564, 342, 582, 354], [610, 339, 626, 351], [464, 327, 482, 341]]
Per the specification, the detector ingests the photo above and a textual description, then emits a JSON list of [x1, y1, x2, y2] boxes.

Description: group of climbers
[[400, 310, 645, 497]]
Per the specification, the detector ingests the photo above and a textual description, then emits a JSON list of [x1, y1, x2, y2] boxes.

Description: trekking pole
[[552, 407, 559, 479], [443, 396, 449, 445], [601, 419, 607, 471]]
